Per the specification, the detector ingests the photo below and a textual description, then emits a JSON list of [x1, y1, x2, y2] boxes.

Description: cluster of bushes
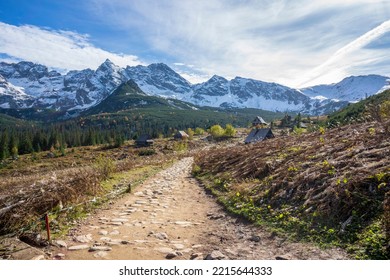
[[209, 124, 237, 139]]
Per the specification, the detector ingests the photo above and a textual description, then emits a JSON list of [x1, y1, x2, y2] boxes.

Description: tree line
[[0, 124, 126, 159], [0, 113, 231, 159]]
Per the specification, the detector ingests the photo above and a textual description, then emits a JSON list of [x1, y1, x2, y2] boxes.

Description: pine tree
[[295, 113, 302, 128], [0, 131, 10, 160], [19, 134, 34, 154], [9, 133, 18, 158]]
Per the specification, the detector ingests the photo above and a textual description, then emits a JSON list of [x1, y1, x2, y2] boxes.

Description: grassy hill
[[83, 80, 199, 114], [193, 121, 390, 259], [327, 89, 390, 126]]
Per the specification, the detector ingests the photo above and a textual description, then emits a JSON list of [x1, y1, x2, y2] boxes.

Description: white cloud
[[2, 1, 390, 88], [0, 22, 143, 71], [298, 20, 390, 86], [87, 0, 390, 87]]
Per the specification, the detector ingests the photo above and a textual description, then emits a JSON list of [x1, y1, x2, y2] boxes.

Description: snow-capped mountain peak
[[0, 59, 388, 116]]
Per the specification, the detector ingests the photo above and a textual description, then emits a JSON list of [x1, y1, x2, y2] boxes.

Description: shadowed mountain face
[[84, 80, 199, 115]]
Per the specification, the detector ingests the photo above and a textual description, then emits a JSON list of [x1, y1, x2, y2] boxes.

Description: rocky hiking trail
[[48, 157, 348, 260]]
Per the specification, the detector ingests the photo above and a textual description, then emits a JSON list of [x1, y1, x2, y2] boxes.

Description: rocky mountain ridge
[[0, 59, 387, 116]]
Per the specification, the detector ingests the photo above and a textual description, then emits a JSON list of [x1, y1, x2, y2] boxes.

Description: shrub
[[384, 192, 390, 242], [138, 149, 156, 156], [224, 124, 237, 137], [173, 141, 187, 152], [194, 127, 205, 135], [187, 128, 194, 140], [192, 164, 202, 175], [209, 125, 225, 139], [94, 154, 115, 180], [293, 126, 305, 135]]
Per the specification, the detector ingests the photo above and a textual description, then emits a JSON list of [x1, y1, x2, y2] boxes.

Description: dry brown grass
[[194, 122, 390, 228], [0, 137, 207, 235], [0, 167, 101, 234]]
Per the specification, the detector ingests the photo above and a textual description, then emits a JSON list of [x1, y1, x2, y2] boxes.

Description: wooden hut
[[244, 128, 274, 144], [136, 134, 154, 147], [252, 116, 269, 127], [174, 130, 189, 140]]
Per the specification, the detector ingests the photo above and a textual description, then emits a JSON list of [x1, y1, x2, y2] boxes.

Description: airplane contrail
[[300, 19, 390, 86]]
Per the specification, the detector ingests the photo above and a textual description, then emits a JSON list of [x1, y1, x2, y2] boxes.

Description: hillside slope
[[327, 89, 390, 126], [194, 122, 390, 259]]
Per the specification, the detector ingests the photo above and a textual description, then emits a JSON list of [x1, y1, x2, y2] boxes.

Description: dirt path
[[50, 157, 348, 260]]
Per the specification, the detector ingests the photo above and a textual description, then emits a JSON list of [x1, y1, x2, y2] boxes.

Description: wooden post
[[44, 214, 51, 242]]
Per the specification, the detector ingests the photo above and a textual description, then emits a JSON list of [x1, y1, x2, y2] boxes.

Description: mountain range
[[0, 59, 389, 117]]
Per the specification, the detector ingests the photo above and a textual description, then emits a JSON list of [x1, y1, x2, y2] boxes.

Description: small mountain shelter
[[252, 116, 269, 127], [244, 128, 274, 144], [174, 130, 189, 140], [136, 134, 154, 147]]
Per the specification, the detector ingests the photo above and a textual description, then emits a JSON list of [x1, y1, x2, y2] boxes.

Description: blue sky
[[1, 0, 390, 87]]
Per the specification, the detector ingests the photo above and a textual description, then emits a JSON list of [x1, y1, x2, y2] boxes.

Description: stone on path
[[111, 218, 129, 223], [155, 247, 176, 254], [89, 246, 112, 252], [31, 255, 45, 260], [275, 256, 289, 260], [68, 245, 90, 251], [154, 232, 169, 240], [74, 234, 93, 243], [54, 240, 67, 248], [106, 240, 123, 246], [135, 200, 147, 205], [204, 250, 226, 260], [249, 235, 261, 242], [98, 230, 108, 236], [172, 243, 185, 250], [190, 253, 202, 260], [165, 252, 177, 259], [54, 253, 65, 260], [174, 221, 192, 226], [94, 251, 108, 258]]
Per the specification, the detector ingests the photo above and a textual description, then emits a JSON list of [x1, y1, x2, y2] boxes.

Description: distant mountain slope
[[301, 75, 390, 102], [0, 74, 33, 109], [191, 76, 310, 111]]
